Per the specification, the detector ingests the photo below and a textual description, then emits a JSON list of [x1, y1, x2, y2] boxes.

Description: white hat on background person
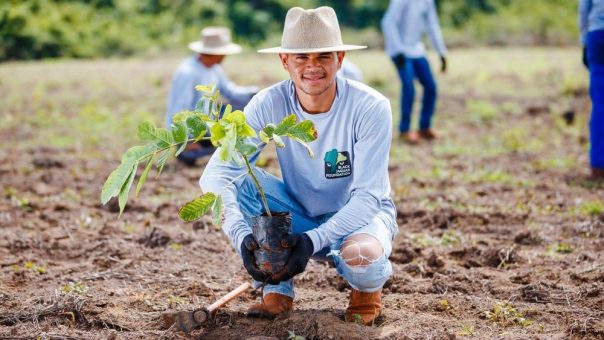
[[188, 26, 242, 55]]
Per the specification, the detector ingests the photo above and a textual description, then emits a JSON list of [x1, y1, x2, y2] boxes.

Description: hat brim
[[257, 44, 367, 54], [188, 41, 242, 55]]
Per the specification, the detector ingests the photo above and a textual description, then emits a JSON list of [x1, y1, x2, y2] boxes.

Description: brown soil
[[1, 52, 603, 339]]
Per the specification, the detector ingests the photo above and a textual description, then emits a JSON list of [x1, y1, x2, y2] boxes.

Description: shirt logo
[[324, 149, 351, 178]]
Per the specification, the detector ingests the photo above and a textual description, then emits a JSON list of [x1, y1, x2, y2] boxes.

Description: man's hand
[[241, 234, 271, 283], [583, 47, 589, 70], [272, 233, 314, 282], [440, 56, 447, 73], [393, 53, 406, 68]]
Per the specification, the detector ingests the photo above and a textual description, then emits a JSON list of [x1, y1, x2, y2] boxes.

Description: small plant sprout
[[101, 85, 317, 224], [458, 324, 475, 336], [61, 281, 89, 295], [288, 330, 306, 340], [23, 261, 46, 274], [168, 295, 183, 308], [485, 302, 532, 327]]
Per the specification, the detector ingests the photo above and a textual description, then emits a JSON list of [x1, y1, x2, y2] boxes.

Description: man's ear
[[337, 51, 346, 70], [279, 53, 289, 70]]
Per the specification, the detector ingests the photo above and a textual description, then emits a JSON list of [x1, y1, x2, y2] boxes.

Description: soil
[[1, 51, 603, 339]]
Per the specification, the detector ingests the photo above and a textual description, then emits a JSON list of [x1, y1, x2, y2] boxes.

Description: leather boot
[[400, 131, 419, 144], [418, 128, 438, 140], [247, 293, 293, 319], [345, 289, 382, 326], [592, 167, 604, 180]]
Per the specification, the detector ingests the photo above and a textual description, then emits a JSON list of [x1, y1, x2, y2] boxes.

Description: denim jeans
[[587, 30, 604, 168], [237, 169, 396, 298], [393, 56, 437, 133]]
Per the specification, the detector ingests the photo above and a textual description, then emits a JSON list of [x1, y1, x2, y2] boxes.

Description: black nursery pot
[[251, 211, 292, 275]]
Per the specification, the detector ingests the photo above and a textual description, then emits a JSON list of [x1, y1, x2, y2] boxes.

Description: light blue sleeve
[[426, 0, 447, 56], [305, 99, 393, 253], [198, 94, 266, 251], [381, 0, 406, 57], [215, 66, 259, 109], [165, 68, 197, 128], [579, 0, 591, 44]]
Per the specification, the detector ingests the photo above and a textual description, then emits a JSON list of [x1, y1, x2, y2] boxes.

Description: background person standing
[[165, 26, 258, 166], [579, 0, 604, 179], [381, 0, 447, 144]]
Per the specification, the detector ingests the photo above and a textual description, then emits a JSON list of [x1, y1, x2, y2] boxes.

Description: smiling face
[[279, 52, 345, 98]]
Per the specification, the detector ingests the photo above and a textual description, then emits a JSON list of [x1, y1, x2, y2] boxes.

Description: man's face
[[199, 54, 225, 67], [279, 52, 344, 97]]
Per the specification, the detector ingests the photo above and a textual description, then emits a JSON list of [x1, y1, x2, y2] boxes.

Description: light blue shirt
[[199, 77, 397, 253], [337, 59, 363, 82], [381, 0, 447, 58], [165, 56, 258, 127], [579, 0, 604, 44]]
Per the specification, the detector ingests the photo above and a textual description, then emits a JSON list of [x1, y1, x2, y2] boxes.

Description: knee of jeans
[[339, 234, 383, 267], [424, 83, 437, 96], [338, 255, 392, 292]]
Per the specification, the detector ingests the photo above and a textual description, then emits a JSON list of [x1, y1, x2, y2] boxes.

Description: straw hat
[[258, 6, 366, 53], [188, 27, 242, 55]]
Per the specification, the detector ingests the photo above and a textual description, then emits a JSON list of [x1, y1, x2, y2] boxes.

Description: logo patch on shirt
[[324, 149, 351, 178]]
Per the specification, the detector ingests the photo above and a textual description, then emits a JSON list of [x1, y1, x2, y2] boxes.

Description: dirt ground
[[1, 49, 603, 339]]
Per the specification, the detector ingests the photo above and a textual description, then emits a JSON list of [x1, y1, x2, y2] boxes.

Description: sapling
[[101, 85, 317, 272]]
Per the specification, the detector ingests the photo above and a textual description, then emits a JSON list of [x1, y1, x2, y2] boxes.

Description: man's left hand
[[440, 56, 447, 73], [272, 233, 314, 282]]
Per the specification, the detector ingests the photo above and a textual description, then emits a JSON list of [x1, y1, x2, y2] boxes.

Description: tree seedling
[[101, 85, 317, 225]]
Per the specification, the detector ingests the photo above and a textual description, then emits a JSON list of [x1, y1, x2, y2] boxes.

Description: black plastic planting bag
[[251, 212, 292, 275]]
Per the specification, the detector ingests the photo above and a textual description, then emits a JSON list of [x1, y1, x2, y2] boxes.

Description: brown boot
[[345, 289, 382, 326], [592, 167, 604, 180], [400, 131, 419, 144], [247, 293, 293, 319], [418, 128, 438, 140]]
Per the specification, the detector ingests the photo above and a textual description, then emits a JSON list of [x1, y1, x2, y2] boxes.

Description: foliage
[[101, 84, 317, 224], [1, 0, 580, 61], [485, 302, 532, 327]]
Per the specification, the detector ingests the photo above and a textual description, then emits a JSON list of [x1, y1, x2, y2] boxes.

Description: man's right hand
[[241, 234, 271, 283], [393, 53, 406, 68]]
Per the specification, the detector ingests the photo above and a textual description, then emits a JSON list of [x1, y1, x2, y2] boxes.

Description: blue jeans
[[237, 169, 396, 298], [587, 30, 604, 169], [393, 56, 437, 133]]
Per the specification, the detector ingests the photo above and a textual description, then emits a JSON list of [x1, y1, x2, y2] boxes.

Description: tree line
[[0, 0, 578, 61]]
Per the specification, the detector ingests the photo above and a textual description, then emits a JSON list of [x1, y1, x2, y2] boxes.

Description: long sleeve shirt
[[579, 0, 604, 44], [381, 0, 447, 58], [165, 56, 258, 127], [199, 77, 397, 253]]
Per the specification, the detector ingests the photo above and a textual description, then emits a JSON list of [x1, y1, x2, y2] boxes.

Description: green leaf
[[274, 114, 297, 135], [210, 124, 226, 146], [137, 121, 157, 141], [195, 84, 215, 93], [154, 128, 174, 147], [236, 140, 257, 156], [171, 121, 187, 144], [223, 104, 232, 116], [286, 120, 317, 142], [156, 149, 170, 176], [118, 162, 137, 215], [136, 155, 154, 196], [186, 115, 208, 141], [224, 110, 245, 127], [121, 144, 156, 163], [179, 193, 217, 222], [172, 110, 194, 124], [212, 195, 223, 227], [101, 161, 136, 205], [239, 123, 257, 138]]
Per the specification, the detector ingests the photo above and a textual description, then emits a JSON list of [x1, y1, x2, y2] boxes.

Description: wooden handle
[[206, 282, 251, 313]]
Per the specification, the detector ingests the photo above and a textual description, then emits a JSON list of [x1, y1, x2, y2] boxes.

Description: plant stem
[[243, 155, 271, 217]]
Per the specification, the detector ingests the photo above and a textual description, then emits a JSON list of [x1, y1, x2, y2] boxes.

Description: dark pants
[[393, 56, 437, 133], [588, 29, 604, 169]]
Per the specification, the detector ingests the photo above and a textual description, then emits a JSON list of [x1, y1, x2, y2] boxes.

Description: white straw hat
[[188, 27, 242, 55], [258, 6, 366, 53]]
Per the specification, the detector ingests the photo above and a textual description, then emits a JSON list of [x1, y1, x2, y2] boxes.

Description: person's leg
[[394, 57, 416, 133], [587, 30, 604, 172], [414, 57, 437, 131], [237, 168, 319, 298]]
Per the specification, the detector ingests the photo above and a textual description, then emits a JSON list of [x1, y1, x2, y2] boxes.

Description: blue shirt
[[381, 0, 447, 58], [165, 56, 258, 127], [200, 77, 397, 253], [579, 0, 604, 43]]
